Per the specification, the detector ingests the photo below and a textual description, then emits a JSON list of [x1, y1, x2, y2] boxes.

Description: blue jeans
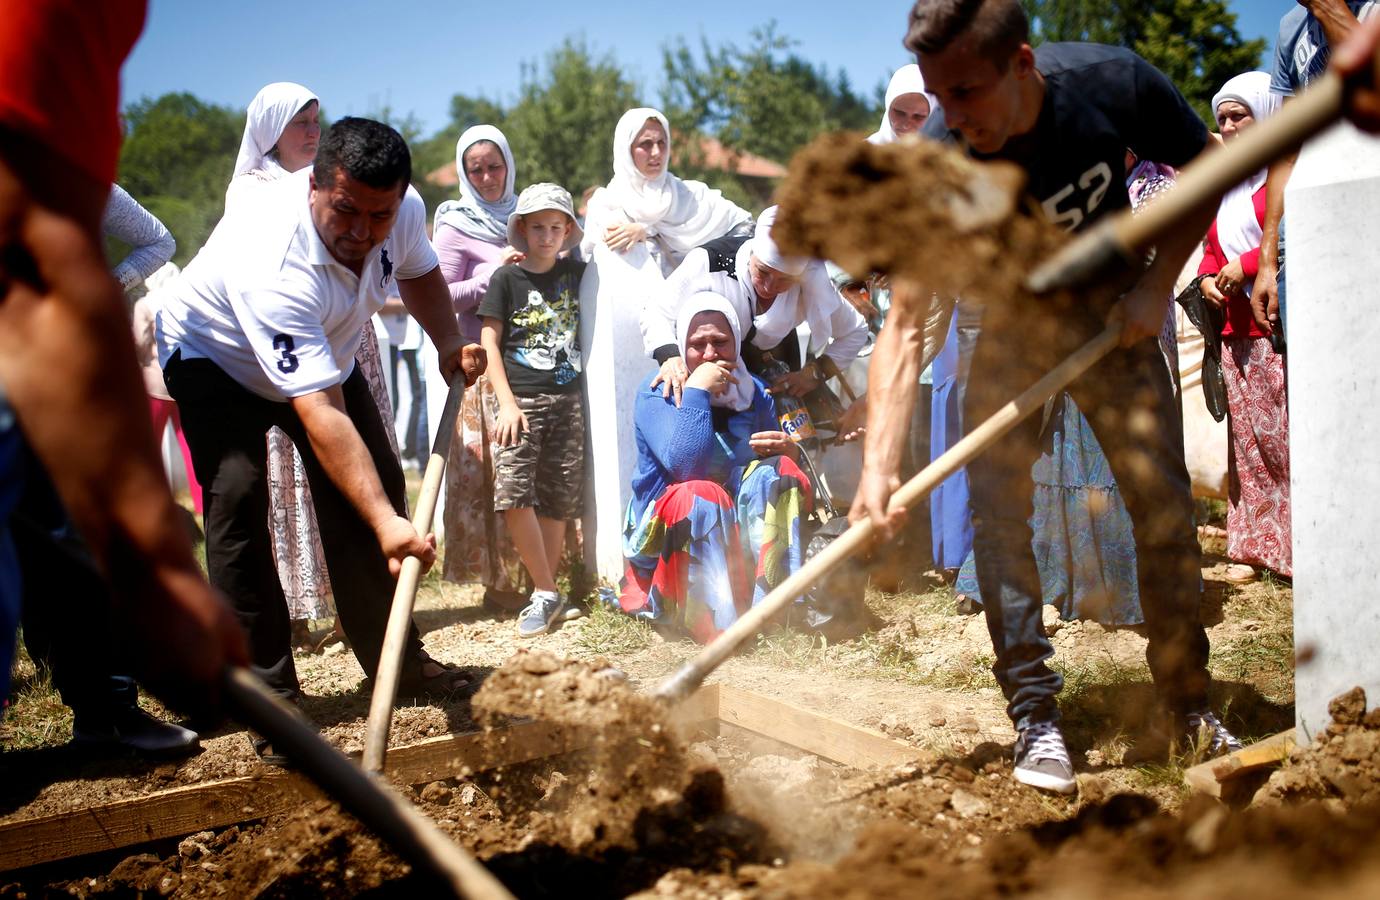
[[963, 303, 1209, 730]]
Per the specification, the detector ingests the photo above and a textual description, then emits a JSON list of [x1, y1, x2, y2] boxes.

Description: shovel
[[1028, 69, 1351, 293], [363, 371, 466, 773], [224, 666, 513, 899], [654, 321, 1122, 702]]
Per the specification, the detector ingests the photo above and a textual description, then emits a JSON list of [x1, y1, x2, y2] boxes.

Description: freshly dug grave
[[9, 676, 1380, 900]]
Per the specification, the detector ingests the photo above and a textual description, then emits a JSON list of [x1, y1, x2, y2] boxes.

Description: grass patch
[[1, 669, 72, 752], [574, 603, 656, 658]]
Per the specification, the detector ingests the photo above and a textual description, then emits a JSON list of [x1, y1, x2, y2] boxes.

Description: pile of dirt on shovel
[[771, 132, 1069, 306]]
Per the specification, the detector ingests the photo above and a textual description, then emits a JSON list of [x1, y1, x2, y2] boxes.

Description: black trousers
[[964, 301, 1208, 729], [164, 353, 419, 699]]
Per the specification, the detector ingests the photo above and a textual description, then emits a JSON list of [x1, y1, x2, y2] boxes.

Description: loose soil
[[5, 521, 1373, 899]]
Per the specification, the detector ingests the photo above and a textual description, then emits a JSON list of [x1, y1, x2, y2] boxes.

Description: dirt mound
[[771, 133, 1066, 305], [469, 650, 697, 853], [49, 802, 411, 898], [1254, 686, 1380, 806]]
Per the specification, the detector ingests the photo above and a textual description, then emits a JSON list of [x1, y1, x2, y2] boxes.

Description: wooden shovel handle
[[655, 323, 1122, 703], [362, 371, 466, 773], [224, 667, 513, 899]]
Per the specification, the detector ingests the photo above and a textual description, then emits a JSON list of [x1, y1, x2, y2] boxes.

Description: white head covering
[[1211, 72, 1282, 283], [602, 107, 751, 253], [677, 292, 756, 412], [868, 65, 936, 145], [232, 82, 318, 179], [751, 206, 808, 276], [434, 125, 518, 244]]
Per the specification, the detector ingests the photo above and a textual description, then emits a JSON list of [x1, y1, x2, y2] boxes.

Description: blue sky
[[123, 0, 1293, 135]]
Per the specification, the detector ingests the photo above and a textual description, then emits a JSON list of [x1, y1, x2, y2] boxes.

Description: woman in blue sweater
[[617, 293, 813, 642]]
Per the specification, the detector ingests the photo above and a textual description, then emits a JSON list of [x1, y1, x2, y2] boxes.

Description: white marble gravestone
[[1284, 121, 1380, 740]]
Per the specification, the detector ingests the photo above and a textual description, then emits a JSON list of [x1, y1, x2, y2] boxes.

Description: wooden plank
[[0, 685, 724, 873], [716, 685, 925, 770], [0, 719, 583, 873], [669, 682, 720, 730], [1184, 728, 1296, 798], [0, 774, 314, 872]]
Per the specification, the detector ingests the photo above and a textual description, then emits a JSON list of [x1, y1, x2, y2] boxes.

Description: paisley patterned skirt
[[267, 325, 400, 621]]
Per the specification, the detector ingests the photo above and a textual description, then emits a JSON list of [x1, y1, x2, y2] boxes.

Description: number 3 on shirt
[[272, 333, 299, 374], [1041, 162, 1113, 231]]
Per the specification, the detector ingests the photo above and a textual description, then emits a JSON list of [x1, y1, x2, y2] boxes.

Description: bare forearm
[[1259, 154, 1296, 267], [399, 266, 463, 354], [861, 298, 924, 481], [0, 213, 197, 578], [1315, 0, 1362, 48], [292, 389, 396, 530], [480, 324, 517, 408]]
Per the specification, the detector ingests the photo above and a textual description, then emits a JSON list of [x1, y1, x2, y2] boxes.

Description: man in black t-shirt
[[854, 0, 1240, 795]]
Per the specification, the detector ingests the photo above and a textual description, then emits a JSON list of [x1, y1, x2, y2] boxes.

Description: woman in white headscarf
[[428, 125, 532, 608], [226, 82, 401, 647], [868, 65, 935, 145], [613, 292, 813, 642], [224, 82, 319, 214], [1197, 71, 1290, 582], [581, 107, 752, 273]]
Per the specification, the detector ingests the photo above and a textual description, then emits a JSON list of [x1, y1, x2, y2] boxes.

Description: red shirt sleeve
[[0, 0, 147, 185]]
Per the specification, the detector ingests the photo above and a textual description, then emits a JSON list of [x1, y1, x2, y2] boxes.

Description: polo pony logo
[[380, 248, 393, 287]]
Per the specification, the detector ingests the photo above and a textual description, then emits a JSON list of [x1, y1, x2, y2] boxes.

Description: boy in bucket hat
[[477, 184, 587, 636]]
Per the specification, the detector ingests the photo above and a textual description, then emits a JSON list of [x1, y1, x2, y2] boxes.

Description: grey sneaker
[[1181, 710, 1244, 758], [73, 706, 200, 758], [1013, 720, 1076, 794], [517, 590, 566, 638]]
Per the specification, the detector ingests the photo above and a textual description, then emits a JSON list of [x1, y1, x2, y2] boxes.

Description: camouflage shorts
[[492, 391, 585, 519]]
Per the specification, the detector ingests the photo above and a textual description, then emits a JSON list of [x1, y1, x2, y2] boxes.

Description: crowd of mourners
[[3, 0, 1379, 796]]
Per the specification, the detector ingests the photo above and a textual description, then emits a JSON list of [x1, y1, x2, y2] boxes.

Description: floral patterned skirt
[[616, 455, 811, 643], [441, 376, 528, 593]]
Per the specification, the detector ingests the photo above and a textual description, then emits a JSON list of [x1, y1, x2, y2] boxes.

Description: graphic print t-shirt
[[478, 257, 585, 394], [922, 43, 1207, 236]]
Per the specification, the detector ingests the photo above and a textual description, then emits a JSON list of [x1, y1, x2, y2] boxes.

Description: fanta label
[[779, 407, 816, 441]]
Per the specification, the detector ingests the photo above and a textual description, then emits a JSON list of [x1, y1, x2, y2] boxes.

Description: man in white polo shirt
[[158, 118, 483, 730]]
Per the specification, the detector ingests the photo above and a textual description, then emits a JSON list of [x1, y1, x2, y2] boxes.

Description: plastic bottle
[[760, 353, 821, 454]]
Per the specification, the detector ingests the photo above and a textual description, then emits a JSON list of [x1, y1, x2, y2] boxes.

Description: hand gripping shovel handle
[[654, 324, 1123, 703], [223, 667, 514, 899], [362, 371, 466, 773], [1028, 71, 1347, 293]]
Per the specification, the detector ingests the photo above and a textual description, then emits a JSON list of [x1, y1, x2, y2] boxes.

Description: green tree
[[661, 23, 878, 171], [501, 39, 641, 196], [1021, 0, 1265, 123], [117, 92, 243, 264]]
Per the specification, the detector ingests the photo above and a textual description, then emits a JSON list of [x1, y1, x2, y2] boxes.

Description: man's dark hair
[[904, 0, 1030, 63], [314, 117, 411, 195]]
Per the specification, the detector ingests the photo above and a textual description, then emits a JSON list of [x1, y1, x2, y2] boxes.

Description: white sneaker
[[1013, 721, 1077, 794]]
